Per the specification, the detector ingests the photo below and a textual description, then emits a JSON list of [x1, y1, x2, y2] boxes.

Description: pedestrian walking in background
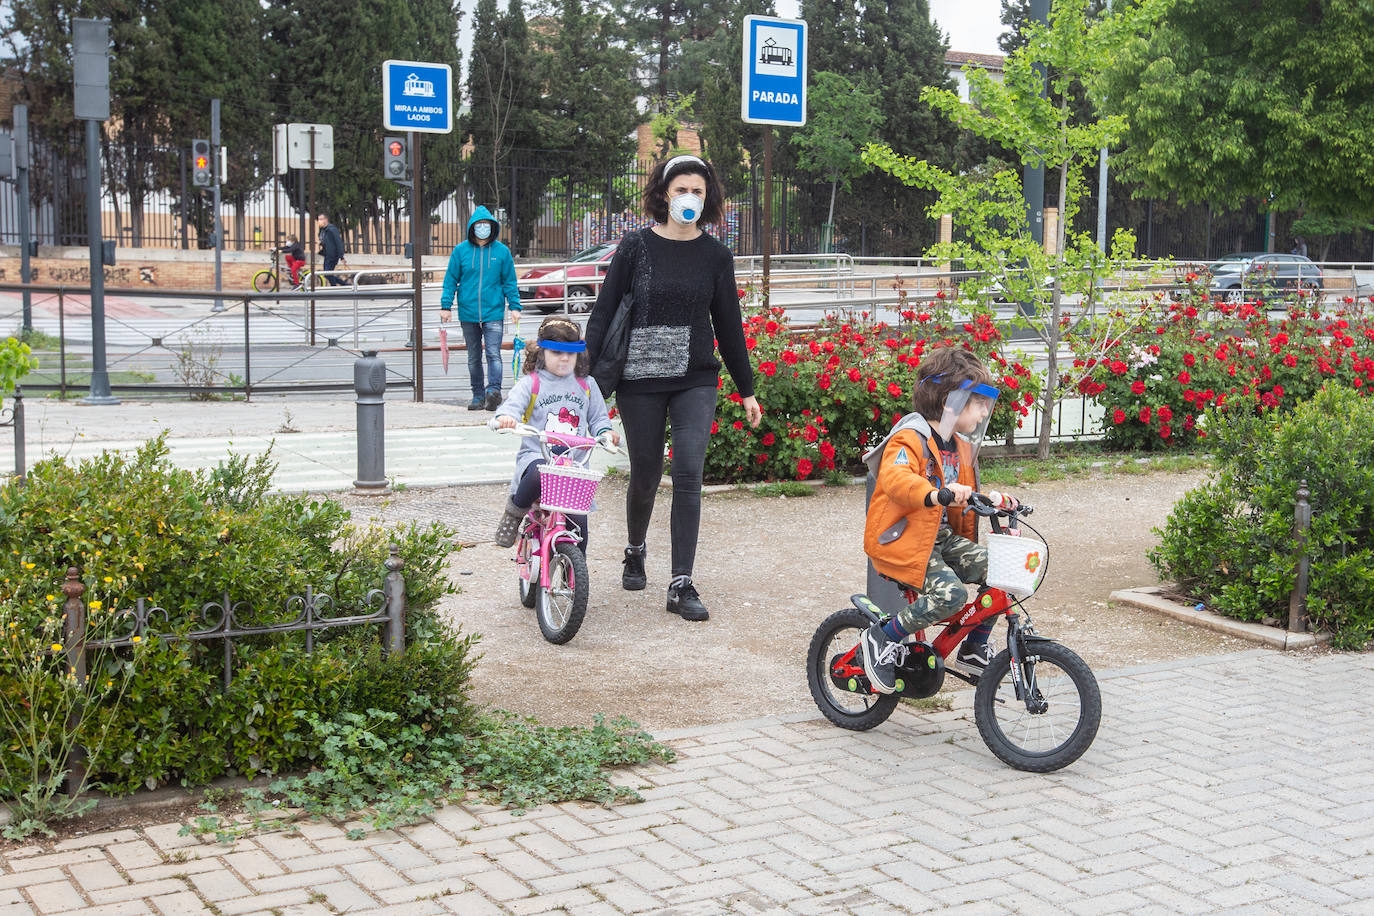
[[440, 206, 523, 410], [585, 154, 762, 622], [316, 213, 347, 286]]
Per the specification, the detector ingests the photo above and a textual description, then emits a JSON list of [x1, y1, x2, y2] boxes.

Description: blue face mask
[[473, 222, 493, 241]]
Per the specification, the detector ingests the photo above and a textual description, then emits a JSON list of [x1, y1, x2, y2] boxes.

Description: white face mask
[[473, 222, 493, 240], [669, 193, 704, 226]]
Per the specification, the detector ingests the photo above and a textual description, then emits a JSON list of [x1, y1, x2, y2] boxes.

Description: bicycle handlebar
[[488, 419, 623, 454], [966, 491, 1034, 519]]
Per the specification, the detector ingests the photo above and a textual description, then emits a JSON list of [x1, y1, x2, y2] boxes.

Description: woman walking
[[586, 155, 762, 622]]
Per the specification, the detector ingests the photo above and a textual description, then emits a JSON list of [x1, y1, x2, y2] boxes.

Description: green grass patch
[[980, 445, 1213, 489], [747, 481, 817, 498]]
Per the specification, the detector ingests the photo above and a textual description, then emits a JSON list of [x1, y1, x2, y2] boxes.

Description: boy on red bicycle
[[861, 346, 1019, 694], [275, 235, 306, 288]]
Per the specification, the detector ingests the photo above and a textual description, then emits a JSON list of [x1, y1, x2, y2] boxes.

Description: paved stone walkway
[[2, 648, 1370, 915]]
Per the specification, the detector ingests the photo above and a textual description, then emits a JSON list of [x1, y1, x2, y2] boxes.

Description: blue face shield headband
[[539, 339, 586, 353]]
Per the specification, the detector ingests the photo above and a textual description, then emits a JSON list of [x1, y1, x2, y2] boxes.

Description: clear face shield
[[935, 380, 1000, 462]]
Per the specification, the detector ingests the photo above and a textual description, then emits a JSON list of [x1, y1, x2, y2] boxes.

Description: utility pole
[[210, 99, 225, 312], [73, 18, 117, 405], [14, 105, 33, 332]]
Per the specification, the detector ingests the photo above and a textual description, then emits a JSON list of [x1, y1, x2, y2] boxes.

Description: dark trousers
[[513, 459, 588, 551], [616, 385, 718, 578]]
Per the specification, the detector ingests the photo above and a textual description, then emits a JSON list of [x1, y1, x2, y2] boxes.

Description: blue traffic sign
[[741, 16, 807, 127], [382, 60, 454, 134]]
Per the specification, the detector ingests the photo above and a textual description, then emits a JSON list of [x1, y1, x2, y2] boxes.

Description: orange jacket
[[863, 415, 979, 585]]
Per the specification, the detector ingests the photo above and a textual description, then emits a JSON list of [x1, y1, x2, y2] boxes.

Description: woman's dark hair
[[523, 315, 589, 376], [641, 156, 726, 224], [911, 345, 995, 421]]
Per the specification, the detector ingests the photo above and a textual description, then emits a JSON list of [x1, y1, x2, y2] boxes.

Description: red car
[[518, 242, 617, 313]]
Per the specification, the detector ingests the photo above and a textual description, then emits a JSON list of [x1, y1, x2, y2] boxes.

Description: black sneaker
[[861, 622, 901, 694], [484, 391, 501, 410], [666, 579, 709, 621], [466, 396, 485, 410], [622, 545, 646, 591], [957, 641, 995, 670]]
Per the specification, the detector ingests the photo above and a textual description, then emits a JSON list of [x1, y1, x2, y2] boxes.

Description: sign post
[[741, 15, 807, 310], [383, 59, 454, 402]]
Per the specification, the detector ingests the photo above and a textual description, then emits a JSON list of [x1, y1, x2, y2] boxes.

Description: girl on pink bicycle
[[491, 317, 619, 549]]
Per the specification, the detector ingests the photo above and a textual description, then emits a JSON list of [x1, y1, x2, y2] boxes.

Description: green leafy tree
[[865, 0, 1140, 458], [1098, 0, 1374, 222], [538, 0, 640, 177], [800, 0, 959, 253], [465, 0, 545, 254], [790, 71, 880, 244]]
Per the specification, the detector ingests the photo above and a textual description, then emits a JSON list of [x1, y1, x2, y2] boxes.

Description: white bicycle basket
[[984, 532, 1046, 599], [538, 463, 603, 514]]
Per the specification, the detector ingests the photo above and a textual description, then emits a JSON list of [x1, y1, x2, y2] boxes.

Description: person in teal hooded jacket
[[440, 207, 523, 410]]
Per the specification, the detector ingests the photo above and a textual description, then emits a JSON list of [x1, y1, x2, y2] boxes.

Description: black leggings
[[616, 386, 718, 578], [513, 459, 589, 551]]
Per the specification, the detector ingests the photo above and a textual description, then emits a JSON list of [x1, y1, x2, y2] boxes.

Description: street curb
[[1109, 585, 1330, 650]]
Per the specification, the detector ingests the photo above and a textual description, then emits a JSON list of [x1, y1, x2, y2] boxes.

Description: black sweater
[[585, 228, 756, 398]]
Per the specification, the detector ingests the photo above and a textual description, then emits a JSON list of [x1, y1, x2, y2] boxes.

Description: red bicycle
[[806, 494, 1101, 772]]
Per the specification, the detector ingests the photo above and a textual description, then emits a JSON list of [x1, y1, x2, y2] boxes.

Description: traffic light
[[383, 136, 408, 181], [191, 139, 212, 188]]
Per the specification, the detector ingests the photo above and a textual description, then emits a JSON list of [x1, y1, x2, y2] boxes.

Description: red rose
[[1131, 380, 1146, 395], [804, 425, 819, 442], [1183, 353, 1196, 367], [848, 368, 862, 383], [1158, 405, 1173, 422], [761, 432, 775, 446], [887, 382, 902, 398], [818, 374, 832, 390], [782, 350, 799, 365], [1177, 370, 1190, 385], [1112, 409, 1126, 425], [710, 420, 719, 434], [1139, 406, 1151, 423], [795, 458, 814, 479], [760, 361, 778, 376]]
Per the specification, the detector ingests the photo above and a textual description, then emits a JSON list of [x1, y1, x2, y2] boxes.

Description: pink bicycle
[[493, 423, 619, 644]]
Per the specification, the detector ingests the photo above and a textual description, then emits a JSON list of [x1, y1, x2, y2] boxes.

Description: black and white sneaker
[[666, 578, 709, 621], [957, 641, 995, 670], [861, 622, 902, 694], [622, 545, 647, 591]]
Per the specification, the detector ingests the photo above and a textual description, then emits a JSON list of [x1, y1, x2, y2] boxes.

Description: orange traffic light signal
[[191, 139, 212, 188]]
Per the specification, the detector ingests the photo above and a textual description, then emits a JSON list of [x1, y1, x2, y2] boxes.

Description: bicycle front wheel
[[536, 541, 588, 644], [973, 641, 1101, 772], [251, 269, 278, 293]]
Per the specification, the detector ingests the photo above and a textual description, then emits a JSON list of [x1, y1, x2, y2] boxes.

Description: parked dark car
[[1205, 252, 1323, 302], [517, 242, 617, 313]]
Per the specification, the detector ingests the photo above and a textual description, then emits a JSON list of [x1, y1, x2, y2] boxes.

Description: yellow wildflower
[[50, 642, 62, 652], [130, 635, 142, 644], [103, 576, 113, 583], [89, 600, 103, 610]]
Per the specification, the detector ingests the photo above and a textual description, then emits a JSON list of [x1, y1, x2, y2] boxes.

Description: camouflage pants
[[895, 528, 989, 635]]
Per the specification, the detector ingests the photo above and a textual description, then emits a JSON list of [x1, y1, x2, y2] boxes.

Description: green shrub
[[1150, 387, 1374, 647]]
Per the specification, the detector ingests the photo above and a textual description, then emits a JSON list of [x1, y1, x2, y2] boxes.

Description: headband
[[664, 154, 708, 179], [539, 339, 586, 353]]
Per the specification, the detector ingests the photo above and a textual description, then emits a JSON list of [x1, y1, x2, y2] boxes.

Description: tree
[[1098, 0, 1374, 222], [790, 71, 881, 244], [865, 0, 1141, 458], [538, 0, 639, 176]]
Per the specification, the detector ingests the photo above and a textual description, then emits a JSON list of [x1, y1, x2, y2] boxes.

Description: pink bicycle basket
[[538, 463, 603, 514]]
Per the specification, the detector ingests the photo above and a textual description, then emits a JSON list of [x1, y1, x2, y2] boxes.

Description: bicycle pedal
[[849, 594, 884, 618]]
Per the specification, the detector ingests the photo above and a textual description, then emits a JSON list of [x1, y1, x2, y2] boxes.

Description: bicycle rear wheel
[[516, 530, 537, 609], [251, 269, 278, 293], [973, 641, 1101, 772], [806, 608, 898, 731], [536, 541, 588, 644]]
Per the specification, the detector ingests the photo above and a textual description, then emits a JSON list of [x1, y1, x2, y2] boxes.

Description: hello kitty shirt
[[493, 368, 613, 496]]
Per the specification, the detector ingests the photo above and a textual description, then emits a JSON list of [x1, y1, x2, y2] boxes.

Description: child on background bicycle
[[491, 316, 619, 549], [860, 345, 1020, 694], [274, 235, 306, 288]]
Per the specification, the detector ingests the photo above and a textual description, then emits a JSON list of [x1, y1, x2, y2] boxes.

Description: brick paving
[[1, 648, 1370, 914]]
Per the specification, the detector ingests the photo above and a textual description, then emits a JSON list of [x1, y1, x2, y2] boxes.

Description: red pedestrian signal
[[191, 139, 212, 188], [383, 136, 408, 181]]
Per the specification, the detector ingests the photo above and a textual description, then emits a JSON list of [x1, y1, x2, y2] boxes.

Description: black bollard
[[354, 350, 388, 493]]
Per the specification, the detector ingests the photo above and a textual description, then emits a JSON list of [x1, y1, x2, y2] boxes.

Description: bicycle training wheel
[[806, 608, 898, 731], [516, 531, 537, 609], [535, 541, 588, 644], [251, 269, 278, 293], [973, 641, 1101, 772]]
